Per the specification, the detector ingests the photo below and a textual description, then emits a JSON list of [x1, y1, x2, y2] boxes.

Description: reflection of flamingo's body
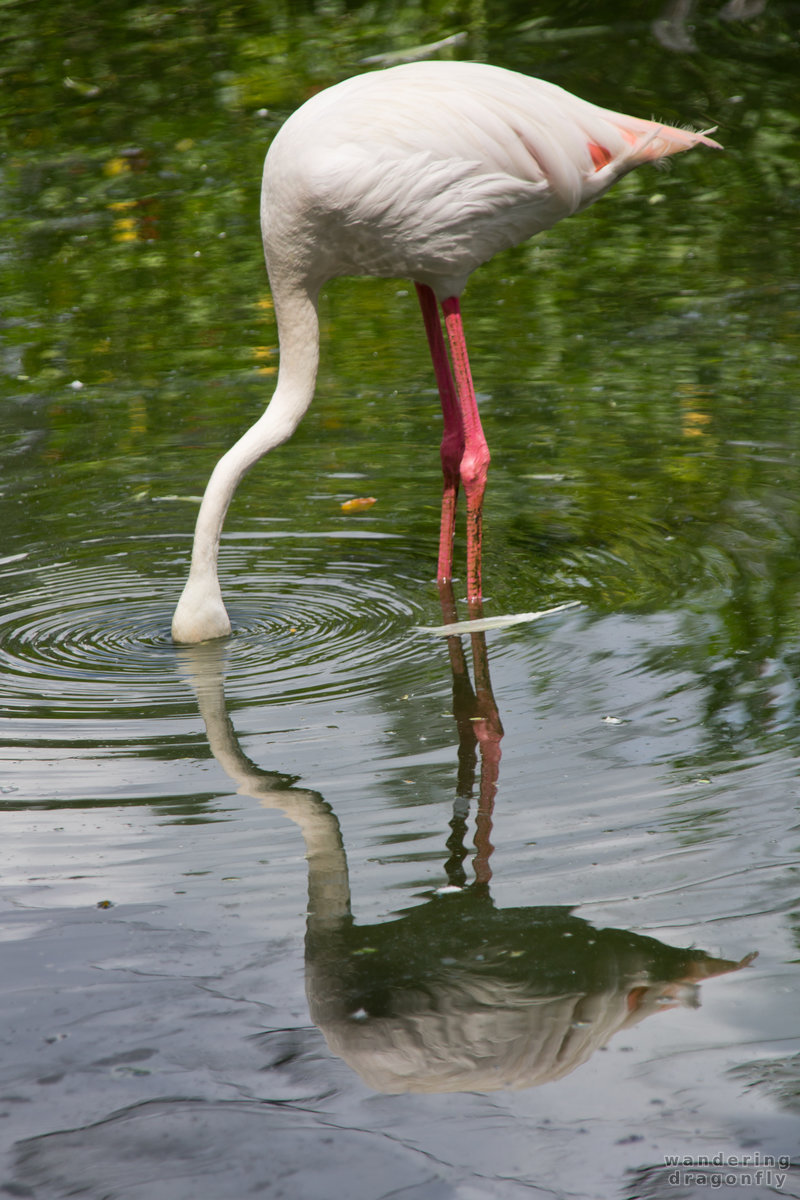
[[180, 632, 752, 1094], [172, 60, 720, 643]]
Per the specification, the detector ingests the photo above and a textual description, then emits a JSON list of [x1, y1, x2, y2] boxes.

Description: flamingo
[[171, 60, 720, 643]]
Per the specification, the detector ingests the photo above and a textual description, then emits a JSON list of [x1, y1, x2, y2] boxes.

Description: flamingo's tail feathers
[[589, 116, 721, 180], [623, 119, 722, 166], [640, 123, 722, 159]]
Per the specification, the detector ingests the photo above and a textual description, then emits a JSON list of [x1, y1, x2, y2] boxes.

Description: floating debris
[[417, 601, 581, 637], [340, 496, 377, 512]]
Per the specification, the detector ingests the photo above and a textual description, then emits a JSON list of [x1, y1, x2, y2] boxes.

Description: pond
[[1, 1, 800, 1196]]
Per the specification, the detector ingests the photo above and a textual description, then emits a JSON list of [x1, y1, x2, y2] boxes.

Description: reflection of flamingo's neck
[[179, 643, 352, 928]]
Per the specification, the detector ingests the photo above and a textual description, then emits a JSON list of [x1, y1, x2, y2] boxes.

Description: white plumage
[[172, 61, 719, 643]]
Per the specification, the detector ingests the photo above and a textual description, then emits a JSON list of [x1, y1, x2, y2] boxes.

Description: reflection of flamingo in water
[[172, 60, 721, 643], [179, 610, 752, 1094]]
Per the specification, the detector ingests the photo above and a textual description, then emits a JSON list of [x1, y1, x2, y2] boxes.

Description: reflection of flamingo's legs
[[444, 796, 471, 890], [437, 583, 504, 887], [469, 628, 502, 887]]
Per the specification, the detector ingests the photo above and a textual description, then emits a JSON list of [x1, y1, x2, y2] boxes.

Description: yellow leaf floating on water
[[340, 496, 377, 512]]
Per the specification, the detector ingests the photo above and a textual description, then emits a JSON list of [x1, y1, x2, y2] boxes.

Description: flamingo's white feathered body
[[172, 61, 719, 643]]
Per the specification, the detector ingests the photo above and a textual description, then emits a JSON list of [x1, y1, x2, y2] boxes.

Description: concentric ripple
[[0, 537, 436, 738], [214, 542, 436, 702]]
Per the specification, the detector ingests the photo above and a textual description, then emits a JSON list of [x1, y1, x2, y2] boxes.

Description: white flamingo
[[172, 60, 719, 643]]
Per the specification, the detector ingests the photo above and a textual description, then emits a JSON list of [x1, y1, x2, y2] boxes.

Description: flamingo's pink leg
[[441, 296, 490, 606], [415, 283, 463, 585]]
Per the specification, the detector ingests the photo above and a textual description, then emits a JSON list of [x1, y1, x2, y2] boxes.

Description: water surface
[[2, 2, 800, 1196]]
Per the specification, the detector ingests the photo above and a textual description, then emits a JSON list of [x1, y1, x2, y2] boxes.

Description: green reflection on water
[[1, 0, 800, 767]]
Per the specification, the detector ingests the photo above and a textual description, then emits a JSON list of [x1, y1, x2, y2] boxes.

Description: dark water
[[2, 2, 800, 1196]]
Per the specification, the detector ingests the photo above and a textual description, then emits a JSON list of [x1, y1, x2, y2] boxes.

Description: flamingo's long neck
[[172, 282, 320, 643]]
